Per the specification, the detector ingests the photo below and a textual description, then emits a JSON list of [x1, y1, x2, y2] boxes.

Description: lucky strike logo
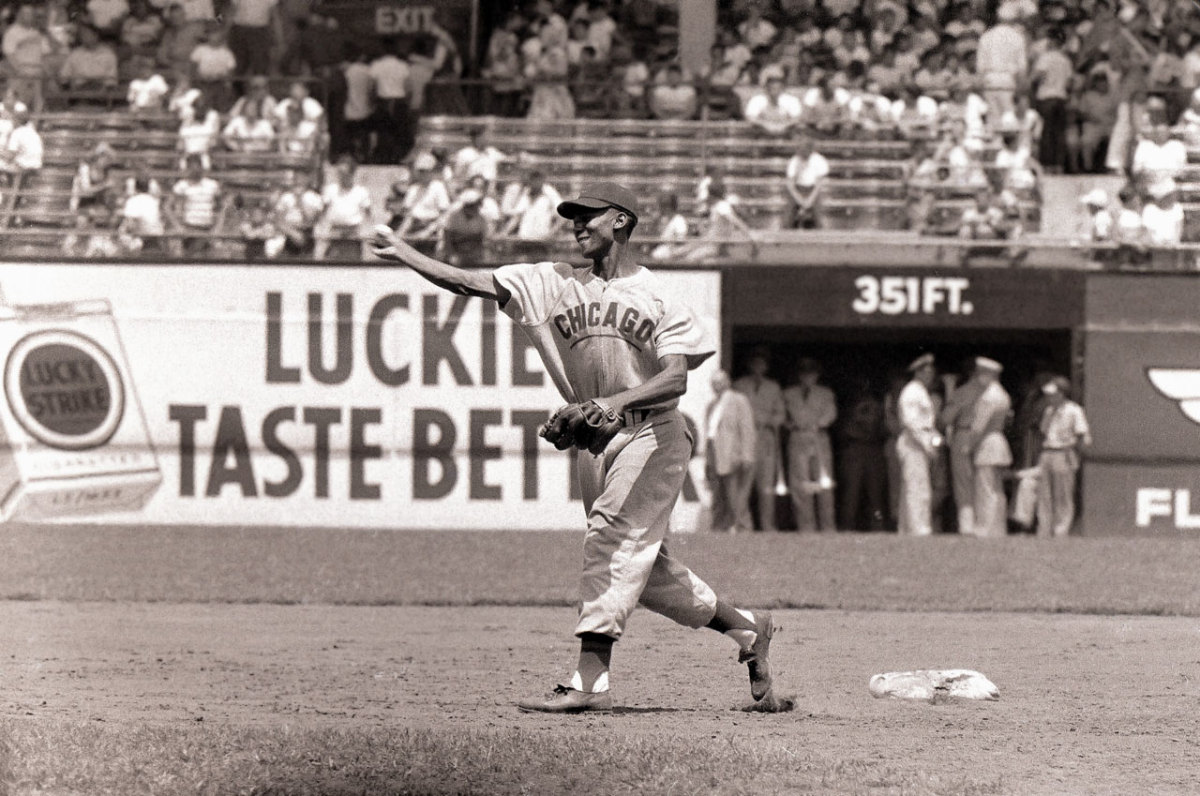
[[4, 330, 125, 450]]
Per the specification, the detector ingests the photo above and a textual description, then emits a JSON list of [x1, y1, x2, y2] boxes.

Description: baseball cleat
[[738, 610, 775, 701], [517, 684, 613, 714]]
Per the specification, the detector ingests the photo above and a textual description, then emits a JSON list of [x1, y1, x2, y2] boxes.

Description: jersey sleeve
[[492, 260, 566, 326], [654, 296, 715, 370]]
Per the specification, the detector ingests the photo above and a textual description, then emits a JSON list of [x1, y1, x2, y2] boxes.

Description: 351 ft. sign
[[851, 275, 973, 316]]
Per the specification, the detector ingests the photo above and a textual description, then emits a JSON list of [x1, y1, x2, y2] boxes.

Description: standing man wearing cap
[[368, 181, 778, 713], [896, 354, 943, 536], [783, 358, 838, 531], [964, 358, 1013, 537], [733, 349, 785, 531], [940, 358, 989, 536], [1035, 377, 1091, 537]]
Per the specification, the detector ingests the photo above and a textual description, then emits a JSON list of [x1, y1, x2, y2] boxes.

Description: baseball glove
[[538, 400, 625, 455]]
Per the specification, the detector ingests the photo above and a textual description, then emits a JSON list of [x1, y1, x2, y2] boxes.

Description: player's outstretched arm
[[369, 224, 507, 302]]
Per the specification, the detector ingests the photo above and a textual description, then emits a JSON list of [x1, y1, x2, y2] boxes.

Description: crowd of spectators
[[0, 0, 1198, 257]]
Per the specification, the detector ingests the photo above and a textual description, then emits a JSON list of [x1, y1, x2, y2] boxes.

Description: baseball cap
[[975, 357, 1003, 374], [557, 182, 641, 224], [908, 353, 935, 372], [458, 188, 483, 205], [1080, 188, 1108, 207]]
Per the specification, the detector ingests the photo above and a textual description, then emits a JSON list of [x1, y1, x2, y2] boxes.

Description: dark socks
[[705, 600, 757, 634]]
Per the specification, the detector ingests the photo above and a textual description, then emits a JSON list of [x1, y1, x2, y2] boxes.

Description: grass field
[[4, 525, 1200, 795]]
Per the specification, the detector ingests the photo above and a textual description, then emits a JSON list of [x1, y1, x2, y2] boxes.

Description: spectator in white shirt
[[743, 75, 802, 136], [119, 173, 166, 253], [228, 75, 278, 121], [3, 6, 61, 110], [974, 3, 1026, 122], [785, 135, 829, 229], [0, 104, 42, 179], [127, 56, 169, 114], [649, 64, 697, 121], [59, 24, 120, 91], [279, 103, 320, 155], [1030, 30, 1074, 173], [396, 151, 451, 239], [1132, 124, 1188, 202], [994, 128, 1040, 192], [222, 98, 277, 152], [189, 25, 236, 110], [1141, 181, 1184, 247], [167, 68, 201, 121], [370, 40, 414, 163], [650, 192, 691, 261], [342, 48, 374, 163], [317, 159, 373, 259], [168, 155, 225, 254], [499, 169, 564, 255], [452, 127, 507, 189], [274, 80, 324, 125], [177, 92, 219, 169], [271, 171, 324, 257], [227, 0, 279, 76]]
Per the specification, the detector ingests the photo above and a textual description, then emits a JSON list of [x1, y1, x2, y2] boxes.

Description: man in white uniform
[[783, 358, 837, 531], [896, 354, 943, 536], [368, 182, 777, 713]]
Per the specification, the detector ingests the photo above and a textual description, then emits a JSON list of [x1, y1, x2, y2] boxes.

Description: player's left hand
[[538, 400, 625, 455]]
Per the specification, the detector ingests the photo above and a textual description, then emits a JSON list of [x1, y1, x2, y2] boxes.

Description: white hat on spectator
[[997, 3, 1020, 22], [975, 357, 1003, 375], [1080, 189, 1108, 207], [413, 152, 438, 171], [458, 189, 483, 205]]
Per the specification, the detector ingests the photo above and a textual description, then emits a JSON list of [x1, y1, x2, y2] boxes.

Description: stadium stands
[[415, 114, 1042, 236], [3, 108, 323, 257]]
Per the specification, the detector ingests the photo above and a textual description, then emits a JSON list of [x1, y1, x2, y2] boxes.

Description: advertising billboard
[[0, 264, 720, 529], [1081, 275, 1200, 535]]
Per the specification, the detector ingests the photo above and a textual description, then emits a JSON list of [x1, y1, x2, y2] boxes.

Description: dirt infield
[[5, 602, 1199, 795]]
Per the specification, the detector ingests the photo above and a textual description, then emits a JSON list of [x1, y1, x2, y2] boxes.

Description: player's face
[[572, 208, 617, 257]]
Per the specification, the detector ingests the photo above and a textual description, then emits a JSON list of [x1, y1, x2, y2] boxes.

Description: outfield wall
[[3, 262, 1197, 535], [0, 264, 720, 528], [1081, 274, 1200, 536]]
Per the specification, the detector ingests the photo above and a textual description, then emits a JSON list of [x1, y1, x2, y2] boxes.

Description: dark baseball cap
[[557, 182, 641, 224]]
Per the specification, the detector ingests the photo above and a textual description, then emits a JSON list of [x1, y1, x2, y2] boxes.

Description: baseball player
[[369, 181, 776, 714]]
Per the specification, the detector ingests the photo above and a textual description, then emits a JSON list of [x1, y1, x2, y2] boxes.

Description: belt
[[622, 408, 661, 425], [1042, 446, 1072, 451]]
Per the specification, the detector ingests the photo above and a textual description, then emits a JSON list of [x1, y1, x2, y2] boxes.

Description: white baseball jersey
[[493, 261, 714, 406]]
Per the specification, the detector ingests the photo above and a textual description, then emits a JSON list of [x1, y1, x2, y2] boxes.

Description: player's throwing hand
[[370, 224, 404, 260]]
